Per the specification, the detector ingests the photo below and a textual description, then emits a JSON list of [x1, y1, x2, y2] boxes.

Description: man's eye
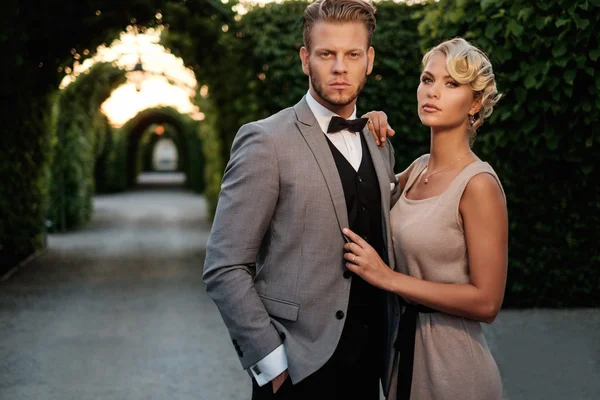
[[350, 53, 359, 58]]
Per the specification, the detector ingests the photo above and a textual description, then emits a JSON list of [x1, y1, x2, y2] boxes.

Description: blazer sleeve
[[203, 122, 282, 369]]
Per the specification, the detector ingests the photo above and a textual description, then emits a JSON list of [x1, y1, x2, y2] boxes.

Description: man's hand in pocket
[[272, 369, 289, 393]]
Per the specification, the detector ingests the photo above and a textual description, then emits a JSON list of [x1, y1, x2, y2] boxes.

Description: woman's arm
[[343, 173, 508, 323]]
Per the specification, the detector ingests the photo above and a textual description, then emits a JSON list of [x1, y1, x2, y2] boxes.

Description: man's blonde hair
[[303, 0, 377, 50]]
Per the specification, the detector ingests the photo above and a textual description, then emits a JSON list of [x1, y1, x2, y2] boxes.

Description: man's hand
[[272, 369, 289, 393]]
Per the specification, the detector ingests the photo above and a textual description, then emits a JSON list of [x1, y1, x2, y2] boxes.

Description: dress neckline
[[402, 158, 486, 203]]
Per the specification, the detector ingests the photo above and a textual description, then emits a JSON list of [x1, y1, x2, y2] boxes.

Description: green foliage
[[195, 98, 223, 217], [2, 0, 597, 307], [0, 93, 54, 270], [418, 0, 599, 307], [174, 0, 597, 307], [0, 0, 169, 270], [117, 106, 211, 194], [95, 115, 129, 193], [48, 63, 126, 232]]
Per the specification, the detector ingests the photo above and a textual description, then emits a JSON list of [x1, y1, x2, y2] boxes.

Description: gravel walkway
[[1, 173, 598, 399]]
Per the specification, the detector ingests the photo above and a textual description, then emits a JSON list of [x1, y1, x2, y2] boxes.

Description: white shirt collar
[[305, 90, 358, 134]]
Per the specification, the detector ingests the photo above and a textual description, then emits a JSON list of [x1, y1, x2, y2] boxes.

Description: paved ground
[[1, 172, 598, 399]]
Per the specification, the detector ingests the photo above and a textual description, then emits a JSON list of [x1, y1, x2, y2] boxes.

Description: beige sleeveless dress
[[388, 154, 504, 400]]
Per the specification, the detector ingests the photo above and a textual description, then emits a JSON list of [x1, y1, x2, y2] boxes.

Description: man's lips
[[329, 82, 350, 89], [422, 103, 441, 112]]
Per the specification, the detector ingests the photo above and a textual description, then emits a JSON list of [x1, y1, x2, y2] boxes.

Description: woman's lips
[[422, 103, 441, 112]]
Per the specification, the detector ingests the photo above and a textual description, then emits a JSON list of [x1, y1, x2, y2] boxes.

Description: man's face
[[300, 21, 374, 116]]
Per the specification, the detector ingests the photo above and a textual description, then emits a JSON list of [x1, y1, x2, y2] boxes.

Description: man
[[204, 1, 400, 398]]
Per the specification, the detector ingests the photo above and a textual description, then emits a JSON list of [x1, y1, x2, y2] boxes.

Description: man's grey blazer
[[203, 97, 401, 394]]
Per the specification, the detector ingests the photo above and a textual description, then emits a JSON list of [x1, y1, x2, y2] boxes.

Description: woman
[[356, 38, 507, 399]]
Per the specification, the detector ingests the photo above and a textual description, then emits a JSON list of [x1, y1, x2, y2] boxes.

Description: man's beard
[[309, 65, 368, 108]]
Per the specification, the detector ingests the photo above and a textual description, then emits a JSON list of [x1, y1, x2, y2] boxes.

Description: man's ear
[[367, 46, 375, 75], [300, 47, 310, 76]]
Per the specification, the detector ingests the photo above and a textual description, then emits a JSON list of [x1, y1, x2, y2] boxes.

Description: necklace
[[424, 151, 472, 184]]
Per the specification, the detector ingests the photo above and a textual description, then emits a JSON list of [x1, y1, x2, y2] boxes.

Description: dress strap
[[402, 154, 429, 195], [443, 162, 506, 230]]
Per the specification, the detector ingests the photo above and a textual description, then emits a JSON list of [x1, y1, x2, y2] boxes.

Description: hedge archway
[[120, 107, 202, 191]]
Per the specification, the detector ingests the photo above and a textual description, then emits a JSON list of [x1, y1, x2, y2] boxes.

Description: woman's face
[[417, 52, 479, 132]]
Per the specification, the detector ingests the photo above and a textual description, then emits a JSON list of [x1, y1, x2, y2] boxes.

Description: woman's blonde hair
[[422, 38, 501, 140]]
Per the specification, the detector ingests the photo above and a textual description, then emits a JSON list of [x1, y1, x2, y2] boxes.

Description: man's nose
[[332, 56, 348, 74]]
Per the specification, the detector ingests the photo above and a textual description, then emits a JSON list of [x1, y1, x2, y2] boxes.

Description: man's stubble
[[309, 62, 369, 109]]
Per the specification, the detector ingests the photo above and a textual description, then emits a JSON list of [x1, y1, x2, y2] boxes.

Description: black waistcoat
[[326, 133, 386, 359]]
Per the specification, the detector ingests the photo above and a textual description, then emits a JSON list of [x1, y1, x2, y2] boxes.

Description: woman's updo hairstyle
[[422, 38, 502, 141]]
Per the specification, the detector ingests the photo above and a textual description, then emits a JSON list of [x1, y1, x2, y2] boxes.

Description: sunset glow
[[60, 26, 201, 128]]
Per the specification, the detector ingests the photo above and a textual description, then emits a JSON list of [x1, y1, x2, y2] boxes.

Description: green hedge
[[417, 0, 599, 307], [139, 125, 180, 172], [118, 106, 208, 193], [48, 63, 126, 232], [195, 96, 223, 217], [0, 0, 225, 272], [202, 0, 598, 307], [94, 115, 129, 193]]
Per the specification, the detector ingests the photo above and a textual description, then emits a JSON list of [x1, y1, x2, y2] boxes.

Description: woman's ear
[[469, 97, 482, 116]]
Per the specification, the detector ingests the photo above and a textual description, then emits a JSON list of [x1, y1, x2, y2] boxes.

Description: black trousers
[[251, 322, 381, 400]]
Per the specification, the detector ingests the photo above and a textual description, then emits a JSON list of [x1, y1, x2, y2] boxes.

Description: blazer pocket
[[258, 294, 300, 322]]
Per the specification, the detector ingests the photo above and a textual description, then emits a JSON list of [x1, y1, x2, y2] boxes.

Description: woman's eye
[[447, 81, 459, 87], [421, 76, 432, 83]]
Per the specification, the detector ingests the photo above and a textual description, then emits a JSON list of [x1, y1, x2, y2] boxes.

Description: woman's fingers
[[363, 111, 382, 145], [342, 228, 367, 248], [362, 111, 396, 147], [344, 252, 358, 264]]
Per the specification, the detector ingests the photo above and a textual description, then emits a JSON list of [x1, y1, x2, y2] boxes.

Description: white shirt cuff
[[248, 344, 288, 387]]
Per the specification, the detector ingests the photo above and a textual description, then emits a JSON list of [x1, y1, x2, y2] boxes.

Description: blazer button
[[343, 270, 352, 279], [336, 310, 345, 320]]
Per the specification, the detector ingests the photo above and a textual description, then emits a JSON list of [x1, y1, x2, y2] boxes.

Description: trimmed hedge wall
[[204, 0, 598, 307], [1, 0, 166, 270], [48, 63, 126, 232], [417, 0, 599, 307], [118, 106, 208, 193]]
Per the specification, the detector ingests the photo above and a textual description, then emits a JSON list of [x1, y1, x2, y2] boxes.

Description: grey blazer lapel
[[293, 97, 349, 234]]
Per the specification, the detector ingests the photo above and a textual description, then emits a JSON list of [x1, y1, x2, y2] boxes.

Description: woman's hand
[[362, 110, 396, 147], [343, 228, 395, 291]]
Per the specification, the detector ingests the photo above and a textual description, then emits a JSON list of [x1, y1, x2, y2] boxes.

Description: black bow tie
[[327, 116, 369, 134]]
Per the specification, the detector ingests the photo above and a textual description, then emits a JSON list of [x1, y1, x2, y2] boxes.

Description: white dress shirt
[[249, 91, 364, 387], [306, 90, 363, 171]]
